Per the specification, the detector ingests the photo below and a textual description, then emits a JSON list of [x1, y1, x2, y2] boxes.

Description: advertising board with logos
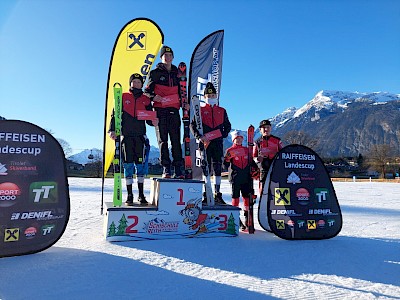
[[258, 144, 342, 240], [0, 120, 70, 257]]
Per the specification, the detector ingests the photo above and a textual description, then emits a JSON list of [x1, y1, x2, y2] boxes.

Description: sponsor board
[[258, 144, 342, 240], [0, 120, 69, 258]]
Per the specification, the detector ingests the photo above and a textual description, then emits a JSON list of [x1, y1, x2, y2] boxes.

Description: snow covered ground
[[1, 178, 399, 300]]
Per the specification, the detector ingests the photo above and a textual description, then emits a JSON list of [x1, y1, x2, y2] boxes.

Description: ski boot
[[162, 165, 171, 178], [173, 165, 185, 179], [214, 192, 226, 205], [240, 220, 247, 231], [125, 194, 134, 206], [202, 192, 208, 206], [244, 210, 249, 228], [138, 194, 148, 206]]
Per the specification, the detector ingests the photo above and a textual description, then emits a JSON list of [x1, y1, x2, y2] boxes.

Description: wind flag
[[189, 30, 224, 102], [188, 30, 224, 180], [102, 18, 164, 212]]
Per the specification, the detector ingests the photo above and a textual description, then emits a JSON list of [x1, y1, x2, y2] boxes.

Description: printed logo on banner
[[308, 208, 338, 216], [10, 210, 63, 221], [127, 31, 147, 50], [307, 220, 317, 230], [271, 209, 302, 216], [317, 220, 326, 228], [315, 188, 329, 204], [296, 188, 310, 205], [0, 182, 21, 207], [275, 188, 290, 206], [297, 220, 305, 228], [287, 220, 295, 227], [300, 173, 315, 181], [24, 227, 37, 239], [6, 160, 38, 175], [4, 228, 20, 242], [276, 220, 285, 230], [287, 171, 301, 185], [30, 182, 58, 204], [327, 219, 335, 227], [0, 162, 7, 175], [41, 224, 55, 236]]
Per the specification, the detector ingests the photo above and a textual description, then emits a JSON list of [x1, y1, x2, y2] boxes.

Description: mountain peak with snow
[[275, 90, 400, 127], [68, 148, 103, 165]]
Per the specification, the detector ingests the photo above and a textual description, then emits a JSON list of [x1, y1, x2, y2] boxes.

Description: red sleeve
[[252, 142, 258, 158]]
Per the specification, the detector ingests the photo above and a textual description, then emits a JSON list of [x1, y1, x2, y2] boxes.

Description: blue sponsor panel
[[189, 30, 224, 180], [0, 120, 70, 257], [258, 144, 342, 240], [104, 178, 240, 241]]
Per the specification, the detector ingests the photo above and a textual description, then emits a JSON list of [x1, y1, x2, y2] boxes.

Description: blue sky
[[1, 0, 399, 155]]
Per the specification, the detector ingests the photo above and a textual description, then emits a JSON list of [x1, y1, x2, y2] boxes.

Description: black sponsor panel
[[258, 144, 342, 240], [0, 120, 70, 257]]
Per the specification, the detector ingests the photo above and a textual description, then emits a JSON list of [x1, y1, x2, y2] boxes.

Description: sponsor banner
[[189, 30, 224, 103], [258, 144, 342, 240], [103, 18, 164, 180], [189, 30, 224, 180], [0, 120, 70, 257]]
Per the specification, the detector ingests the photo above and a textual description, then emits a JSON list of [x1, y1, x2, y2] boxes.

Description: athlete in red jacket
[[190, 82, 231, 204], [253, 119, 283, 191], [144, 46, 187, 178], [224, 130, 255, 230], [109, 73, 158, 206]]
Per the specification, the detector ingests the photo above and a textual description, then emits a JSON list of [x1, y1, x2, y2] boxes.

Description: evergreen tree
[[116, 214, 128, 235], [108, 221, 116, 236], [226, 213, 237, 235]]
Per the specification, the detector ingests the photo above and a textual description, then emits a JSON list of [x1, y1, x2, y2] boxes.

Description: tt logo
[[128, 33, 145, 49]]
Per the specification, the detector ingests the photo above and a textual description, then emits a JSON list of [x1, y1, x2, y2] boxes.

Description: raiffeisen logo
[[0, 182, 21, 207]]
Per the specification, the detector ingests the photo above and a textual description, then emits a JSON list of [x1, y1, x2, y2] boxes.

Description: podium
[[104, 178, 240, 241]]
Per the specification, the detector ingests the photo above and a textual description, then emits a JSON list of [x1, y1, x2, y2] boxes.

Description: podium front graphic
[[104, 178, 240, 241]]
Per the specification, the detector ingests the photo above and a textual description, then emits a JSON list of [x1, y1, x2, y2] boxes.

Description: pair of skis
[[191, 95, 214, 206], [112, 83, 123, 207], [247, 125, 255, 234]]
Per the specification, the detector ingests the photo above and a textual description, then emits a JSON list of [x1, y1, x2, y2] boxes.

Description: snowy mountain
[[222, 90, 400, 158], [276, 90, 400, 125], [68, 146, 160, 165], [68, 148, 103, 165], [272, 90, 400, 157]]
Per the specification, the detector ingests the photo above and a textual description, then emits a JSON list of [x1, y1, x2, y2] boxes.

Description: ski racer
[[108, 73, 158, 206], [144, 45, 187, 179], [224, 130, 257, 230], [190, 82, 231, 204], [253, 119, 283, 191]]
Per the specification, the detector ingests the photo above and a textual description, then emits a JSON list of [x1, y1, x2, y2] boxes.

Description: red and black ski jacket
[[224, 144, 252, 184], [190, 104, 231, 141], [144, 63, 181, 111], [109, 88, 154, 137], [253, 135, 283, 171]]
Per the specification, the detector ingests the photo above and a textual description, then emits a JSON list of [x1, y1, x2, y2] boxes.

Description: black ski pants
[[155, 108, 183, 167]]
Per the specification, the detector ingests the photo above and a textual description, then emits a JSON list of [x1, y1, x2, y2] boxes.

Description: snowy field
[[1, 178, 399, 300]]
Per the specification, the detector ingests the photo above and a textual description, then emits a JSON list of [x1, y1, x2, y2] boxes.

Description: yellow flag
[[102, 18, 164, 178]]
